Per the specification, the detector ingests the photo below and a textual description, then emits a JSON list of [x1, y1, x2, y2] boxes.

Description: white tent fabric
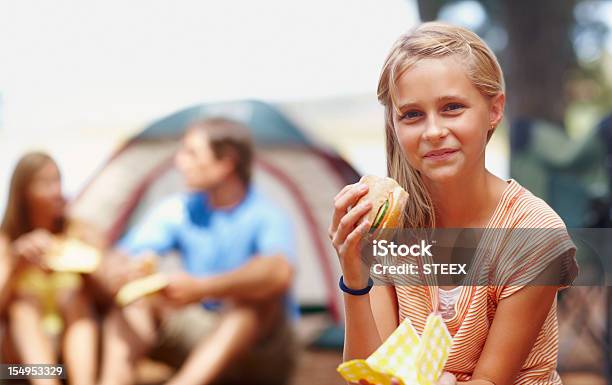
[[71, 101, 362, 322]]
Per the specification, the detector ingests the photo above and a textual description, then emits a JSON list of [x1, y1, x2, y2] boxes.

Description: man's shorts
[[148, 305, 297, 385]]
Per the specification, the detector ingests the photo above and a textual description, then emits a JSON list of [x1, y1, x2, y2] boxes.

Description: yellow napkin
[[45, 237, 101, 273], [116, 273, 169, 306], [337, 313, 452, 385]]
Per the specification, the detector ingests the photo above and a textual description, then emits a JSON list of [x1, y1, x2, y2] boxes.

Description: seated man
[[98, 118, 297, 385]]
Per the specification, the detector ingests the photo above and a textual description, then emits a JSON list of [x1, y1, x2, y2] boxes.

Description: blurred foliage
[[415, 0, 612, 132], [566, 53, 612, 138]]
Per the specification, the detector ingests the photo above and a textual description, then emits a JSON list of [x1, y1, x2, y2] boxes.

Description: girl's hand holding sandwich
[[330, 176, 408, 290], [11, 228, 54, 269], [329, 182, 372, 289]]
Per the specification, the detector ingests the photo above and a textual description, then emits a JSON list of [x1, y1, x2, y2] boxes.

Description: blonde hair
[[377, 22, 505, 228]]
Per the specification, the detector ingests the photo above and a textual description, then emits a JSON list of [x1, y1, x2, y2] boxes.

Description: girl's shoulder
[[501, 179, 567, 229]]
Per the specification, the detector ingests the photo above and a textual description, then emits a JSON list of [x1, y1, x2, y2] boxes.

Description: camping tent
[[71, 99, 361, 321]]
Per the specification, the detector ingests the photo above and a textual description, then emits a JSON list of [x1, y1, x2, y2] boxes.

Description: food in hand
[[358, 175, 409, 236], [45, 237, 101, 273], [115, 273, 169, 306]]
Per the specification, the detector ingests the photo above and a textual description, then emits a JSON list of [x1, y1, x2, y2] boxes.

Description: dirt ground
[[1, 305, 607, 385], [132, 313, 345, 385], [133, 313, 608, 385], [3, 313, 604, 385], [291, 349, 607, 385], [135, 349, 606, 385], [291, 348, 344, 385]]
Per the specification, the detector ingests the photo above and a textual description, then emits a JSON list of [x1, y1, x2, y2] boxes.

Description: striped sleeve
[[494, 204, 578, 302]]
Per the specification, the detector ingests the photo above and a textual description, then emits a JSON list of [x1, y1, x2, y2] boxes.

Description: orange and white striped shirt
[[394, 179, 578, 384]]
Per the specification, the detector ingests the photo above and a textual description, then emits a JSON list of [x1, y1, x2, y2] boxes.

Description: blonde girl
[[330, 22, 577, 385]]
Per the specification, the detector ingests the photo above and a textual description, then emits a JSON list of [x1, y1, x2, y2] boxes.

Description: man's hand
[[161, 272, 207, 306]]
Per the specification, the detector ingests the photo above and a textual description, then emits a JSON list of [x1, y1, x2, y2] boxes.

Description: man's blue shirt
[[118, 187, 297, 316]]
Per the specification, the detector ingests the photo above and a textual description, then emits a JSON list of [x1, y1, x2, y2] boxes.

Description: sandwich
[[115, 255, 168, 306], [45, 237, 102, 273], [116, 273, 169, 306], [358, 175, 409, 236]]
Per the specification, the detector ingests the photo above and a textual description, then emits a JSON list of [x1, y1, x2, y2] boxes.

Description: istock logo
[[372, 239, 433, 257]]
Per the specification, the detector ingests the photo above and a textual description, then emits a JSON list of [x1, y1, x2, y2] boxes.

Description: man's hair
[[187, 117, 254, 186]]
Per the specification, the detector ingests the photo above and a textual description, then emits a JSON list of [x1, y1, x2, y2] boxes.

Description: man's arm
[[90, 197, 182, 297], [164, 201, 296, 305], [164, 254, 293, 304], [199, 254, 293, 301]]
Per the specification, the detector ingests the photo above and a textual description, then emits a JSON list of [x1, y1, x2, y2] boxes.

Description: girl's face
[[26, 161, 65, 220], [392, 56, 504, 183]]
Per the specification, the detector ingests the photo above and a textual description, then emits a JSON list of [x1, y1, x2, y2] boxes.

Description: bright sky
[[0, 0, 418, 133], [0, 0, 420, 214]]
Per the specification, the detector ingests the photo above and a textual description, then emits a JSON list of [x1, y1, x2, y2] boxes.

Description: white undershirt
[[438, 286, 462, 320]]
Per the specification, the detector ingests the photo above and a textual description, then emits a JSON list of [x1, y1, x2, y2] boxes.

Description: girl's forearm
[[342, 293, 383, 361]]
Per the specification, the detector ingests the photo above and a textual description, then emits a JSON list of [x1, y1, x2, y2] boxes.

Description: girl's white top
[[438, 286, 462, 320]]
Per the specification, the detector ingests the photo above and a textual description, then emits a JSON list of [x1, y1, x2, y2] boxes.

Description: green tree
[[416, 0, 579, 128]]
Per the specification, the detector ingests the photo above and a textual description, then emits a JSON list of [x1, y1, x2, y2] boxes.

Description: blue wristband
[[339, 276, 374, 296]]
